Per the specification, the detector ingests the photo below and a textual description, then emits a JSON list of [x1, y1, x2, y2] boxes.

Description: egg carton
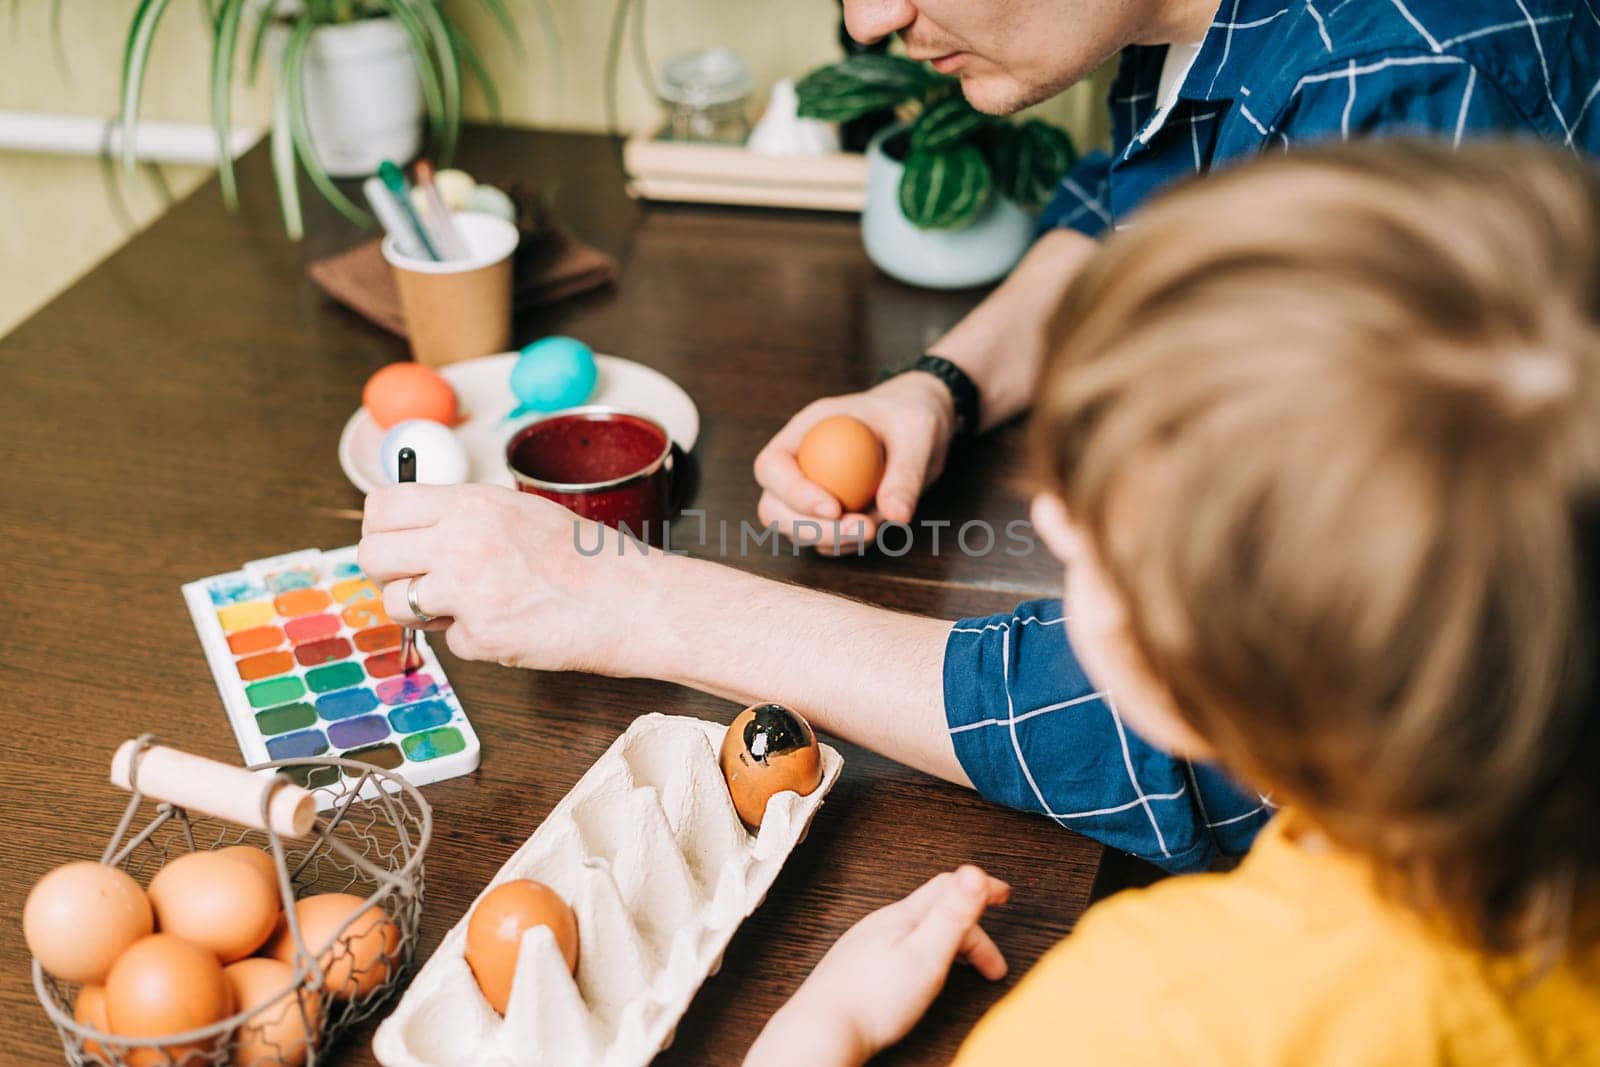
[[372, 713, 843, 1067]]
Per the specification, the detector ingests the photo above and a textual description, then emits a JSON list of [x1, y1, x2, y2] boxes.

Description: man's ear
[[1029, 492, 1081, 564]]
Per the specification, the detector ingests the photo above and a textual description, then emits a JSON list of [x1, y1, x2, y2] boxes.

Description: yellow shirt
[[954, 814, 1600, 1066]]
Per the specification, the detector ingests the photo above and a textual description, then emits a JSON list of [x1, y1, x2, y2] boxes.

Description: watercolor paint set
[[182, 546, 479, 802]]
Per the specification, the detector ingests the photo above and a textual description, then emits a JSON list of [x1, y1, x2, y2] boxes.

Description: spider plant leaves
[[909, 95, 988, 152], [526, 0, 564, 94], [448, 20, 500, 122], [210, 0, 248, 211], [989, 118, 1077, 209], [473, 0, 522, 58], [270, 27, 303, 239], [245, 1, 274, 85], [381, 1, 452, 163], [282, 12, 372, 232], [390, 0, 461, 165], [899, 142, 991, 230], [118, 0, 176, 178], [796, 53, 945, 122]]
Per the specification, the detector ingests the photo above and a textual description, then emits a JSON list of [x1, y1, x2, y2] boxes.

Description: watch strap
[[901, 354, 980, 442]]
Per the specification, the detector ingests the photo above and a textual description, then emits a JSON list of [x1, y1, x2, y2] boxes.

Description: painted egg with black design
[[718, 703, 823, 829]]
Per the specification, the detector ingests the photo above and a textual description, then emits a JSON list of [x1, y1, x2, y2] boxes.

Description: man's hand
[[754, 371, 956, 553], [744, 866, 1012, 1067], [358, 483, 652, 675], [754, 228, 1099, 555], [358, 482, 970, 786]]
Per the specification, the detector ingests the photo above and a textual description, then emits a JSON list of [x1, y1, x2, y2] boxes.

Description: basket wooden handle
[[110, 741, 316, 838]]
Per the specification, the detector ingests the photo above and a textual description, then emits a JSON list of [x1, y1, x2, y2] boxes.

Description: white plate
[[338, 353, 700, 494]]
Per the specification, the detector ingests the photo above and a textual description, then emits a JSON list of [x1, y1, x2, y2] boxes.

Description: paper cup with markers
[[382, 213, 519, 368]]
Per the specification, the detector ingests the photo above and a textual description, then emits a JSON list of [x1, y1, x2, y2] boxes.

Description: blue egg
[[510, 336, 598, 414]]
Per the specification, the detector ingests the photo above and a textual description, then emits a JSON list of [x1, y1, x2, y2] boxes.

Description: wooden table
[[0, 128, 1106, 1065]]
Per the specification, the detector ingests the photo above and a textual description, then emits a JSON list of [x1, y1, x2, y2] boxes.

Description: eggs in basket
[[27, 740, 429, 1066]]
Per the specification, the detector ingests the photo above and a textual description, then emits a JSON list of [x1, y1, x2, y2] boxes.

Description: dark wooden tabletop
[[0, 128, 1105, 1066]]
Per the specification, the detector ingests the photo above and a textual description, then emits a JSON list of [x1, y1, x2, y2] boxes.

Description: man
[[360, 0, 1599, 873]]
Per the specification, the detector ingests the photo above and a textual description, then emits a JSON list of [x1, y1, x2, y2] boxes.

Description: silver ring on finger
[[406, 576, 436, 623]]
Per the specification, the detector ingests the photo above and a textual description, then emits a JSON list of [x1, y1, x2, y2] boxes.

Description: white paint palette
[[182, 546, 480, 804], [373, 713, 842, 1067]]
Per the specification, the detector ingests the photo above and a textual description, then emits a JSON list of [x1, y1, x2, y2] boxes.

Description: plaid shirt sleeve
[[944, 599, 1273, 872], [1035, 150, 1116, 238], [1270, 54, 1529, 148]]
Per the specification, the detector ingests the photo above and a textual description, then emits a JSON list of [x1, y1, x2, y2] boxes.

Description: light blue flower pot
[[861, 125, 1035, 290]]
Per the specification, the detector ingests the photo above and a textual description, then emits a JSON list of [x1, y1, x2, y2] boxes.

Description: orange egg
[[465, 880, 579, 1014], [24, 861, 153, 983], [73, 983, 110, 1060], [363, 363, 459, 429], [104, 934, 233, 1067], [223, 957, 323, 1067], [216, 845, 283, 899], [796, 415, 886, 513], [263, 893, 400, 1001], [718, 703, 823, 829], [149, 852, 281, 963]]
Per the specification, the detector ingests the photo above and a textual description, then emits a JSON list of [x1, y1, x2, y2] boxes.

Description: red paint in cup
[[506, 407, 675, 542]]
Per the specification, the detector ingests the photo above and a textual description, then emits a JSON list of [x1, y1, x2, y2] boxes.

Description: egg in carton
[[373, 712, 843, 1066]]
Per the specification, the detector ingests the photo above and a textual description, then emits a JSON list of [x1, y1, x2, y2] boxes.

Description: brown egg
[[363, 362, 458, 429], [465, 880, 579, 1014], [796, 415, 886, 513], [149, 852, 281, 963], [216, 845, 283, 899], [263, 893, 400, 1001], [223, 957, 323, 1067], [718, 703, 824, 829], [24, 861, 153, 983], [73, 983, 110, 1060], [104, 933, 233, 1067]]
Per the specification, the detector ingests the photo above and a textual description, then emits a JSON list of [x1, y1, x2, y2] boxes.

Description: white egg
[[379, 419, 471, 485], [435, 169, 478, 211]]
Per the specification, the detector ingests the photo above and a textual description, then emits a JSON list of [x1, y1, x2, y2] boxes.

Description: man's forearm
[[930, 227, 1099, 430], [629, 554, 971, 788]]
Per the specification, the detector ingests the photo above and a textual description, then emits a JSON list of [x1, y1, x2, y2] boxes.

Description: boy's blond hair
[[1032, 140, 1600, 954]]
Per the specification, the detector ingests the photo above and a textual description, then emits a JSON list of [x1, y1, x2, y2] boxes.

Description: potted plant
[[796, 54, 1076, 289], [119, 0, 543, 239]]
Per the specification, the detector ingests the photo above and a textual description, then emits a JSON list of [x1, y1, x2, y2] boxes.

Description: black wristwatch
[[883, 353, 981, 443]]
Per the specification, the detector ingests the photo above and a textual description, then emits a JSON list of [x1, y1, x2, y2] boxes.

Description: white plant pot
[[860, 125, 1035, 290], [297, 17, 424, 177]]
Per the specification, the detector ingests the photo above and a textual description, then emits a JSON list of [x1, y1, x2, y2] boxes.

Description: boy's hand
[[745, 866, 1011, 1067]]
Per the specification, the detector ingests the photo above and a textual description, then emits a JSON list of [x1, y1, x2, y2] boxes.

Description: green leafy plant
[[796, 54, 1077, 230], [118, 0, 557, 239]]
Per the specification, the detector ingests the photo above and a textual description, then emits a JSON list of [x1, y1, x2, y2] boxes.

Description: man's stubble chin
[[960, 73, 1071, 115]]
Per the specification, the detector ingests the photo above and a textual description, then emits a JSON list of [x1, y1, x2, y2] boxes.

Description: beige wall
[[0, 0, 1111, 338]]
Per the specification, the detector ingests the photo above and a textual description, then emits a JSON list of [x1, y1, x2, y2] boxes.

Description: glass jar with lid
[[657, 47, 754, 144]]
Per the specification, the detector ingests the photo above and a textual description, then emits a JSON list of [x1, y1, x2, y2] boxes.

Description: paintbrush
[[413, 159, 468, 260], [378, 160, 441, 262], [397, 447, 424, 674]]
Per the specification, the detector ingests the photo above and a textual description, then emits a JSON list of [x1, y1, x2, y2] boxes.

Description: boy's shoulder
[[956, 827, 1442, 1066]]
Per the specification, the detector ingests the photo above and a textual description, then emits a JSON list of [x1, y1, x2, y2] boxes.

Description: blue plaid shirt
[[1043, 0, 1600, 236], [950, 0, 1600, 873]]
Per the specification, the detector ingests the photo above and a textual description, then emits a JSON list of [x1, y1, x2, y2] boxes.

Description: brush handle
[[110, 740, 316, 837], [397, 446, 421, 672], [363, 175, 422, 258], [379, 160, 441, 262]]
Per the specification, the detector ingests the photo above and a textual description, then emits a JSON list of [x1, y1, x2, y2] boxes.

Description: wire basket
[[32, 736, 432, 1066]]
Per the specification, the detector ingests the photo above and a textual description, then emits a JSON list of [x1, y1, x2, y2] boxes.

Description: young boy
[[744, 140, 1600, 1065]]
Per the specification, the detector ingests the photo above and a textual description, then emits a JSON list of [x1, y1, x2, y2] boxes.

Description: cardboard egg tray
[[373, 713, 843, 1066]]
